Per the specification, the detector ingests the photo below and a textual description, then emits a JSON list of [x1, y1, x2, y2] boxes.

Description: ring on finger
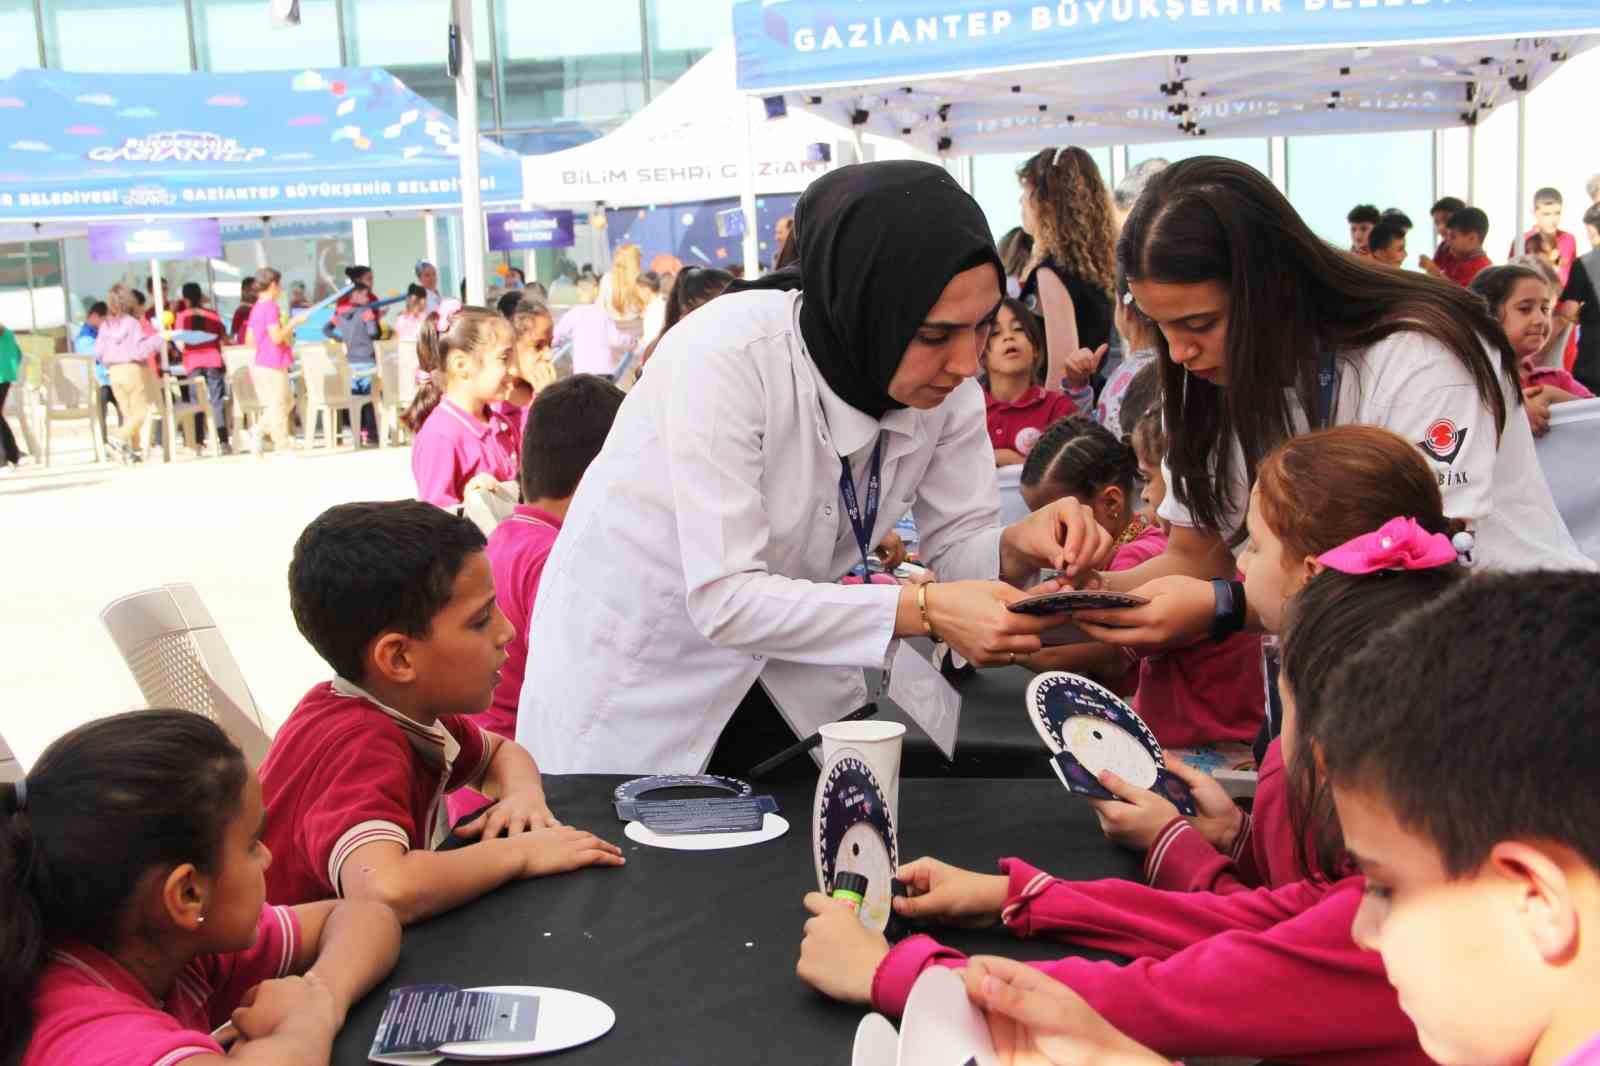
[[1009, 651, 1017, 665]]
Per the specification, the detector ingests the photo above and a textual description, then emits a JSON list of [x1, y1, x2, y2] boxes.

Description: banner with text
[[88, 219, 222, 262], [486, 209, 577, 250]]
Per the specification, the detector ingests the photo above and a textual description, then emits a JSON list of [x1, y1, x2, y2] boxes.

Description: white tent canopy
[[732, 1, 1600, 154], [519, 42, 925, 208]]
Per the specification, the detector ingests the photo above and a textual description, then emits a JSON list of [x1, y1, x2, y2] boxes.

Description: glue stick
[[830, 872, 869, 912]]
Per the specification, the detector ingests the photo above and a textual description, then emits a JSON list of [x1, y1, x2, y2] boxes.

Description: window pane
[[1287, 130, 1434, 258], [0, 242, 66, 331], [494, 0, 644, 128], [42, 0, 191, 72], [195, 0, 341, 72], [343, 0, 493, 128], [645, 0, 733, 93], [0, 0, 40, 75], [972, 148, 1112, 240]]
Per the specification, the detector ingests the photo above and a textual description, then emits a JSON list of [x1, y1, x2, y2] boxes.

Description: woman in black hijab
[[515, 161, 1113, 777]]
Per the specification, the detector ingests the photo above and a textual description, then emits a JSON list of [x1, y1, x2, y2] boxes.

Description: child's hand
[[874, 530, 908, 571], [1524, 385, 1557, 436], [892, 857, 1008, 927], [1418, 255, 1441, 277], [1088, 770, 1182, 852], [511, 825, 625, 879], [796, 893, 890, 1005], [230, 972, 339, 1043], [1062, 343, 1109, 389], [966, 956, 1172, 1066], [463, 472, 503, 497], [1163, 755, 1246, 853], [460, 792, 561, 838]]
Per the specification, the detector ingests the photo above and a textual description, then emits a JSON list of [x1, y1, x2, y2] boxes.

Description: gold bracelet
[[917, 581, 939, 641]]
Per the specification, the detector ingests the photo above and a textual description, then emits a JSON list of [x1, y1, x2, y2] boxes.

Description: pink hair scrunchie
[[1316, 516, 1460, 574]]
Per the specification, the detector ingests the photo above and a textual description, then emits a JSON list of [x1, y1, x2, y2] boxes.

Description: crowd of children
[[7, 161, 1600, 1066]]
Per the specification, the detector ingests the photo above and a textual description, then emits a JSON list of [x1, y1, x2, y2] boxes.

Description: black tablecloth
[[332, 773, 1138, 1065], [874, 640, 1049, 779]]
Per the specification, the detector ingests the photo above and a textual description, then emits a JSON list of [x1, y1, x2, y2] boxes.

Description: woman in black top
[[1017, 146, 1116, 390]]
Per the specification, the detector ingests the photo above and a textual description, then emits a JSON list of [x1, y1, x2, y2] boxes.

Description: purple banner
[[87, 219, 223, 263], [486, 209, 575, 251]]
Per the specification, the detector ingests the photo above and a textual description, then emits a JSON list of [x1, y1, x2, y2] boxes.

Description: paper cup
[[819, 720, 905, 815]]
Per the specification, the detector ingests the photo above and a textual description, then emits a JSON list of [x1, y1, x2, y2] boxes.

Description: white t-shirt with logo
[[1158, 330, 1592, 571]]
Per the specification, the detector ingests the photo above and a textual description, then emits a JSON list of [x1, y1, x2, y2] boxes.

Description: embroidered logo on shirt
[[1015, 426, 1043, 454], [1418, 419, 1468, 464]]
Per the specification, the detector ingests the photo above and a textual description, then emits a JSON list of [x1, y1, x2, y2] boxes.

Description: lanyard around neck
[[838, 432, 885, 579]]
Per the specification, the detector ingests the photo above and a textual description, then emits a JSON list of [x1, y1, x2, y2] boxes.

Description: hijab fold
[[729, 161, 1002, 419]]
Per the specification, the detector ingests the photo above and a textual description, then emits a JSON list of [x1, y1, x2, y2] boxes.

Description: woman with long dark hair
[[1070, 156, 1587, 651], [1017, 146, 1117, 391]]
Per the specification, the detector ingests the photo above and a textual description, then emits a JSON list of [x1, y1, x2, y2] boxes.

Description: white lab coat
[[516, 289, 1005, 773]]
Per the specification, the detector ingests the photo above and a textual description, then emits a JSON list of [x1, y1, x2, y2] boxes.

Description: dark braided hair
[[1019, 415, 1138, 500]]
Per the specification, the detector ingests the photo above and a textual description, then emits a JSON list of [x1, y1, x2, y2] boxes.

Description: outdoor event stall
[[732, 0, 1600, 227], [0, 65, 523, 320], [518, 42, 925, 275]]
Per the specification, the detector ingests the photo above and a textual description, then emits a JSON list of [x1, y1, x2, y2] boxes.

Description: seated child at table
[[798, 433, 1470, 1066], [983, 299, 1081, 466], [1095, 425, 1468, 893], [404, 302, 523, 510], [1471, 263, 1593, 437], [966, 571, 1600, 1066], [447, 374, 626, 825], [2, 710, 401, 1066], [259, 500, 624, 923], [1018, 414, 1264, 750]]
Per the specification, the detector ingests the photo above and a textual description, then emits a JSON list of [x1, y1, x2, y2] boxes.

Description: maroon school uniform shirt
[[1122, 526, 1265, 750], [983, 384, 1078, 456], [259, 678, 492, 904], [1442, 250, 1492, 287]]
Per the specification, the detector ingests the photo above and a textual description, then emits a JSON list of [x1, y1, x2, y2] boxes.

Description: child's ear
[[1302, 555, 1324, 582], [1489, 841, 1581, 966], [368, 631, 418, 686], [1098, 484, 1126, 521], [160, 863, 208, 933]]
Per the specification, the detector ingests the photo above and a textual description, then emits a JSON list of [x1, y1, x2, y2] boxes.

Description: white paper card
[[886, 640, 961, 761]]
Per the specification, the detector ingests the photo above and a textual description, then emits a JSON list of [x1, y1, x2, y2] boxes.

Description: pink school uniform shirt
[[445, 504, 564, 826], [873, 866, 1426, 1066], [1525, 363, 1594, 399], [23, 905, 300, 1066], [93, 313, 162, 369], [410, 398, 522, 509], [1561, 1036, 1600, 1066], [248, 298, 292, 370], [553, 303, 629, 376]]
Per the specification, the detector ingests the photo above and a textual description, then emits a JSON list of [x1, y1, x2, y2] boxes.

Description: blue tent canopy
[[733, 0, 1600, 152], [0, 67, 522, 223]]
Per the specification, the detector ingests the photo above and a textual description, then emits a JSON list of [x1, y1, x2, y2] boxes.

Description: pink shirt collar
[[49, 942, 162, 1008], [437, 397, 511, 441]]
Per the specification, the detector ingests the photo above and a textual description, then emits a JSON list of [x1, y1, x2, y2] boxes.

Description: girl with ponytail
[[2, 710, 398, 1066], [404, 301, 522, 509]]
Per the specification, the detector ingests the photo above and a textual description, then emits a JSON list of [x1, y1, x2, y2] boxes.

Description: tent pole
[[151, 257, 174, 463], [454, 0, 487, 305], [740, 94, 760, 278], [1432, 129, 1445, 204], [1466, 124, 1478, 205], [1514, 92, 1527, 250], [424, 210, 439, 276]]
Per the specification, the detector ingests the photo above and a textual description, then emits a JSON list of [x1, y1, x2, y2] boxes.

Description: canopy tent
[[0, 66, 522, 225], [732, 0, 1600, 153], [519, 41, 915, 208]]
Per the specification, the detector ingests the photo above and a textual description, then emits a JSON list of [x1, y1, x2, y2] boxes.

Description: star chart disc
[[813, 748, 898, 933]]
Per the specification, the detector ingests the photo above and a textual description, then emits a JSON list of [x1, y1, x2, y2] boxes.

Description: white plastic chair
[[373, 338, 401, 447], [299, 343, 373, 450], [99, 582, 272, 767], [222, 344, 263, 441], [35, 353, 107, 465]]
